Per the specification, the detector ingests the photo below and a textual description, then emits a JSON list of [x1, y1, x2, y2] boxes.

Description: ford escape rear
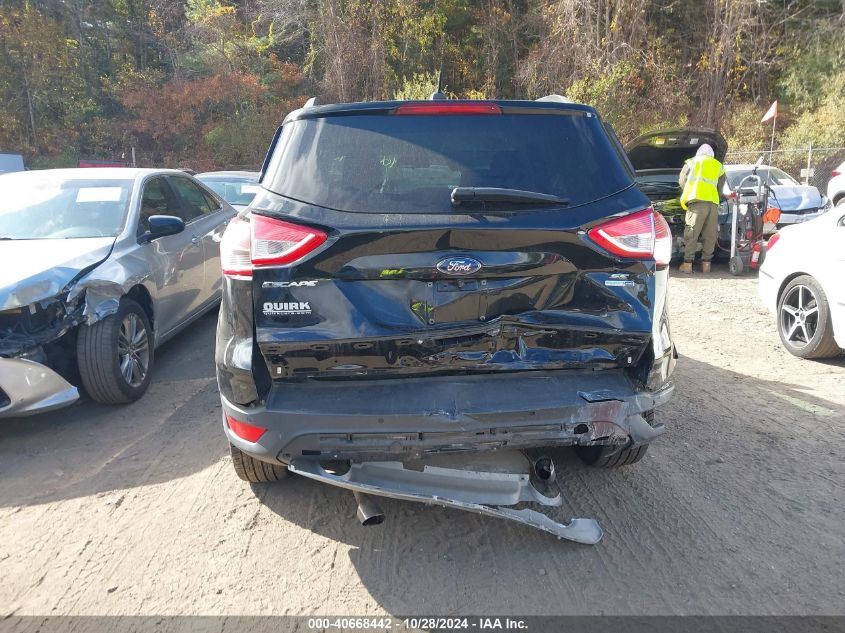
[[215, 99, 676, 531]]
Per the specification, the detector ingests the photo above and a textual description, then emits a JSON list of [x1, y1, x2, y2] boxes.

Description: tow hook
[[290, 452, 603, 545]]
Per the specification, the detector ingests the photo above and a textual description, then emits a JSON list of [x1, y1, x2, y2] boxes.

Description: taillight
[[221, 214, 328, 278], [833, 170, 841, 177], [221, 216, 252, 278], [395, 102, 502, 115], [587, 208, 671, 266], [653, 212, 672, 266], [766, 233, 780, 250], [226, 414, 266, 442], [251, 215, 327, 266]]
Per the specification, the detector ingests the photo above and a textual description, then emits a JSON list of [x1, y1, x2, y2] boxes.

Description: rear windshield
[[262, 112, 633, 213]]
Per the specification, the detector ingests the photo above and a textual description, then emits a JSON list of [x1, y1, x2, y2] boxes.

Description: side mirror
[[147, 214, 185, 240]]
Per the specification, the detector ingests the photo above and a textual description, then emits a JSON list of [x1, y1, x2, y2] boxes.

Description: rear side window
[[262, 112, 633, 213]]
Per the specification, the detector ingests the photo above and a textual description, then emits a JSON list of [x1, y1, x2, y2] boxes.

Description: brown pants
[[683, 200, 719, 263]]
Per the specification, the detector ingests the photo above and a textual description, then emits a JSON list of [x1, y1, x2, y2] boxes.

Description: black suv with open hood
[[216, 99, 676, 487], [626, 128, 728, 260]]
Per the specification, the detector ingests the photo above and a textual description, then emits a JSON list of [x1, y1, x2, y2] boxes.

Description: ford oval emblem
[[436, 256, 482, 276]]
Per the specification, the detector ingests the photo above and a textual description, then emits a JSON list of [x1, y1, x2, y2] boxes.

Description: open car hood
[[625, 128, 728, 173]]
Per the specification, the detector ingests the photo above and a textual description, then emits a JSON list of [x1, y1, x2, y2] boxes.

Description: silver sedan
[[0, 168, 235, 416]]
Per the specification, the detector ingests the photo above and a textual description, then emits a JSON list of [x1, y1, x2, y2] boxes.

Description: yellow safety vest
[[680, 155, 724, 209]]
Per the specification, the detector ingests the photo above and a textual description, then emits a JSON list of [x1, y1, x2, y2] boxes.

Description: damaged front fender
[[0, 239, 154, 358], [0, 237, 115, 312], [68, 279, 130, 324]]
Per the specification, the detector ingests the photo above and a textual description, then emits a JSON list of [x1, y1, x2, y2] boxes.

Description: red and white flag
[[761, 100, 778, 123]]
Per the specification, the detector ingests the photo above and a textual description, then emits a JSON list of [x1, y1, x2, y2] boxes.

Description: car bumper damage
[[0, 357, 79, 418], [290, 455, 604, 544], [0, 248, 155, 417], [222, 369, 673, 543]]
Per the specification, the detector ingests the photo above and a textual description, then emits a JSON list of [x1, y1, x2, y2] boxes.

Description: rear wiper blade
[[451, 187, 570, 207]]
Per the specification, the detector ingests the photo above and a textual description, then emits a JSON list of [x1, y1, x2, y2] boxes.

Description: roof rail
[[536, 94, 573, 103], [304, 97, 318, 108]]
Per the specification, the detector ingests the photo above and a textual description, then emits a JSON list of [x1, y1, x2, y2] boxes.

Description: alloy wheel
[[117, 313, 150, 387], [779, 285, 819, 349]]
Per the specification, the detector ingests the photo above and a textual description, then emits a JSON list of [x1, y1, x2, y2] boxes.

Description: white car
[[827, 160, 844, 208], [758, 206, 845, 358], [725, 164, 827, 228]]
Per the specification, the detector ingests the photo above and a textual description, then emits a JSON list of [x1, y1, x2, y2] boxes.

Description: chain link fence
[[725, 147, 845, 197]]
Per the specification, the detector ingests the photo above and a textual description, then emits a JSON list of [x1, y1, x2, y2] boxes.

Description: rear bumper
[[221, 370, 673, 465], [0, 357, 79, 419]]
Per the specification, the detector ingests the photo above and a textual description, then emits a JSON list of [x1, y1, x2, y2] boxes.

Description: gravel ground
[[1, 264, 843, 616]]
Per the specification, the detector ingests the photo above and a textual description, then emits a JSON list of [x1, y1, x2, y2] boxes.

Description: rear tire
[[77, 298, 154, 404], [230, 443, 292, 482], [574, 410, 653, 468]]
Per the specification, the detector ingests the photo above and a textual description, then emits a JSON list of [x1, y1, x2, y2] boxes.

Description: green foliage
[[779, 35, 845, 113], [392, 72, 463, 100], [394, 73, 440, 100], [204, 109, 283, 167], [567, 60, 689, 141], [780, 74, 845, 149], [722, 103, 773, 152], [0, 0, 841, 168]]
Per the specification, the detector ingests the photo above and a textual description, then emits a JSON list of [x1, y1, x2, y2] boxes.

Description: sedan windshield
[[199, 176, 260, 207], [726, 167, 798, 189], [0, 173, 133, 239]]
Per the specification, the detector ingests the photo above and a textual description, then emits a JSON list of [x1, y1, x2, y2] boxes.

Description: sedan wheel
[[118, 314, 150, 388], [78, 298, 155, 403], [777, 275, 841, 359]]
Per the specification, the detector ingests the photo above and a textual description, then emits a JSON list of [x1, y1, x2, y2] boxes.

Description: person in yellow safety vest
[[678, 144, 726, 274]]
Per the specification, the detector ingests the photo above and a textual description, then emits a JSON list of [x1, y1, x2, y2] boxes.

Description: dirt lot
[[1, 265, 843, 617]]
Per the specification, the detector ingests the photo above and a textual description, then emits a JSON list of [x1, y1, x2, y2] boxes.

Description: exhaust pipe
[[353, 490, 385, 526], [532, 456, 556, 483]]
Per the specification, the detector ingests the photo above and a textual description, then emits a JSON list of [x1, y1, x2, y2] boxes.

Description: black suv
[[216, 100, 675, 488]]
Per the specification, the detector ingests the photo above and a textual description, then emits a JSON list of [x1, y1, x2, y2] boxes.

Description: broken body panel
[[0, 168, 234, 416], [290, 456, 604, 544], [216, 100, 677, 540]]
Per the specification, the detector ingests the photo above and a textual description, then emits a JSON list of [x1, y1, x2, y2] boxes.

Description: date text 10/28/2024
[[307, 617, 528, 630]]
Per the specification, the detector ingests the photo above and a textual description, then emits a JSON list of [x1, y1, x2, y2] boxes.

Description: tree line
[[0, 0, 842, 170]]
